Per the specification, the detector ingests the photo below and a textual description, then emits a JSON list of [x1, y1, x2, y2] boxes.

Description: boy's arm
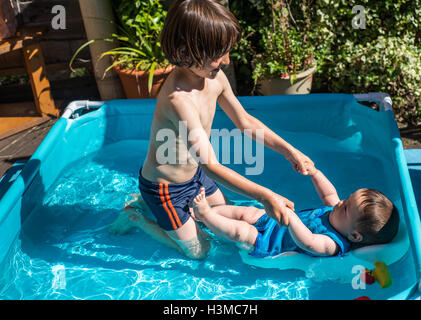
[[287, 209, 340, 256], [309, 169, 340, 207], [216, 70, 314, 175], [168, 94, 293, 226]]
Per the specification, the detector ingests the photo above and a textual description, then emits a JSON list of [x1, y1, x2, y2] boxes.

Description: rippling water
[[0, 140, 414, 299]]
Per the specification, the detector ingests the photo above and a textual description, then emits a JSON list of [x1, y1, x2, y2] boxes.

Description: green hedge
[[230, 0, 421, 125]]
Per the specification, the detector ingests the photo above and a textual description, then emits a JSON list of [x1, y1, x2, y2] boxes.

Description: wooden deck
[[0, 117, 56, 178]]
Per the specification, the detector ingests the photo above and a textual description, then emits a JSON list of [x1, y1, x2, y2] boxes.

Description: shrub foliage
[[230, 0, 421, 124]]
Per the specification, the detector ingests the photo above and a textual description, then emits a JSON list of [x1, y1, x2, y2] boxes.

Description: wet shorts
[[138, 166, 219, 231]]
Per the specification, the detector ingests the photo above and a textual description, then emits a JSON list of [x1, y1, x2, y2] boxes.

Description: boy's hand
[[285, 148, 314, 176], [262, 192, 294, 226], [307, 166, 319, 176]]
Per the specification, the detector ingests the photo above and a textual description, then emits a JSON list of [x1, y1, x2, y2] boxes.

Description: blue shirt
[[250, 206, 351, 258]]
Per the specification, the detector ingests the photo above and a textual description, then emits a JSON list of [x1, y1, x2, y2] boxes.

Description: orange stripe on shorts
[[159, 183, 178, 230], [164, 184, 182, 228]]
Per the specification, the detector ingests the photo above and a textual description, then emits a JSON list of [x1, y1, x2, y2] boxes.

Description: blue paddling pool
[[0, 93, 420, 300]]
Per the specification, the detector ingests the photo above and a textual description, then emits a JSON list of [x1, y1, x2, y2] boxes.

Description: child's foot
[[108, 208, 138, 235], [191, 187, 212, 221], [109, 195, 149, 235]]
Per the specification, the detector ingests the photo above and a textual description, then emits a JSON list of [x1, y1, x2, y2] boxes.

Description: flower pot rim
[[114, 64, 175, 76], [260, 62, 317, 81]]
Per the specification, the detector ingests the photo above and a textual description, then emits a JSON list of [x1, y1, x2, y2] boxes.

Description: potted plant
[[71, 0, 173, 99], [231, 0, 316, 95]]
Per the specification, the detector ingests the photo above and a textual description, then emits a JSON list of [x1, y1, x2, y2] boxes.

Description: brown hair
[[161, 0, 241, 68], [355, 188, 400, 247]]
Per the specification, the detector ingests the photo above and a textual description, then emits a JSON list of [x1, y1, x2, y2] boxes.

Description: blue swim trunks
[[251, 206, 351, 257], [138, 166, 219, 231]]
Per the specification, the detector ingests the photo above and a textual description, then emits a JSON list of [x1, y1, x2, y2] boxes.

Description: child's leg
[[109, 196, 211, 259], [125, 206, 185, 254], [190, 197, 265, 225], [211, 205, 265, 225], [109, 196, 184, 255], [192, 188, 258, 247]]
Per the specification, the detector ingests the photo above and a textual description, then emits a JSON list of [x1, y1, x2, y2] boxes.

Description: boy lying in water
[[110, 166, 400, 258]]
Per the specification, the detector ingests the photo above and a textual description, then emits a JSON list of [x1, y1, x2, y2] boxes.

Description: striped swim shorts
[[138, 166, 219, 231]]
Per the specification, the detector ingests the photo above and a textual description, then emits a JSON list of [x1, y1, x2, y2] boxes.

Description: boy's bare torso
[[142, 67, 224, 184]]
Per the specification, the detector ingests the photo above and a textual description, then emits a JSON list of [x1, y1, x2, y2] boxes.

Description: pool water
[[0, 139, 415, 300]]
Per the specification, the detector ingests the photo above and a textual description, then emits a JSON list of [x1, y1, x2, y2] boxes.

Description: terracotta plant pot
[[114, 65, 175, 99], [257, 64, 316, 95]]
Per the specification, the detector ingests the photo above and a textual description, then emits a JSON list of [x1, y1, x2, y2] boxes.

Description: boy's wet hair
[[354, 188, 400, 247], [161, 0, 241, 68]]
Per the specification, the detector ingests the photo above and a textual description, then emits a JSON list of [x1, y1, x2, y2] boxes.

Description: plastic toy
[[373, 261, 392, 288], [360, 269, 376, 285], [360, 261, 392, 288]]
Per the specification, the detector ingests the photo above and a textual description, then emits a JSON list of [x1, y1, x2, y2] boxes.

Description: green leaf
[[148, 61, 156, 94], [69, 39, 98, 71]]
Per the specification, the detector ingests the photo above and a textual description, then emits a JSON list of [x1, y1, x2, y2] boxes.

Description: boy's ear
[[347, 231, 363, 243]]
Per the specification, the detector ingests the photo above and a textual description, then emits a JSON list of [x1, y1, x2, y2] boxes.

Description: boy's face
[[329, 189, 364, 243], [190, 53, 230, 79]]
